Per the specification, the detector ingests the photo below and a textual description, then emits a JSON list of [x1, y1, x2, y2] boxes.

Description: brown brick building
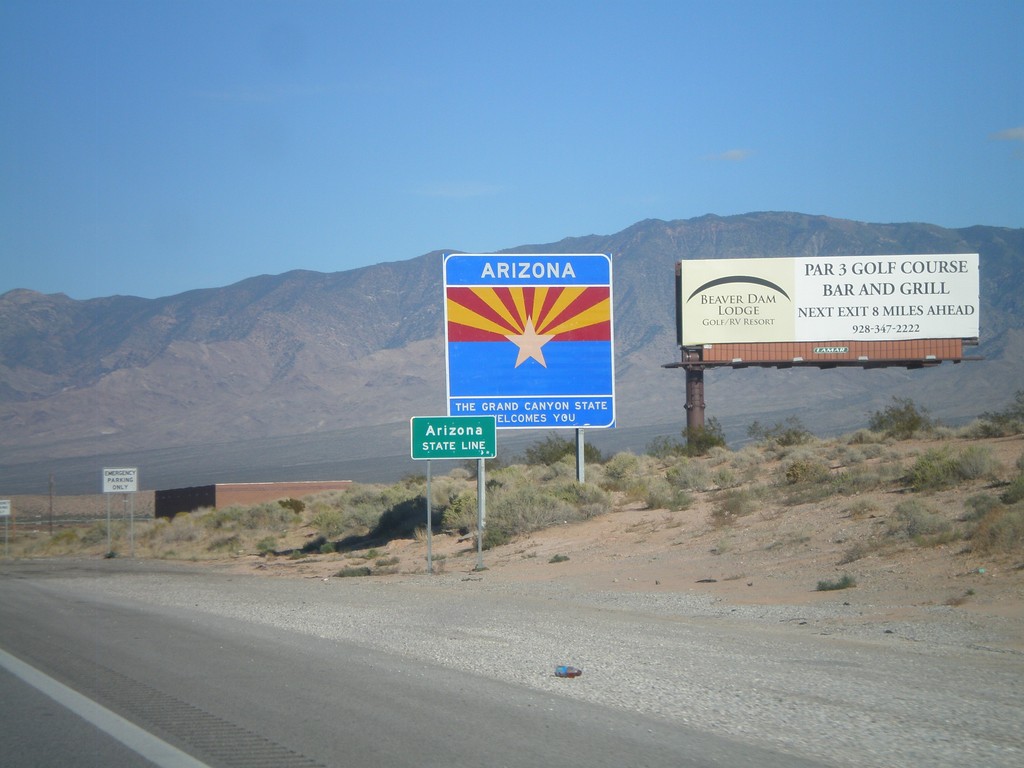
[[155, 481, 352, 519]]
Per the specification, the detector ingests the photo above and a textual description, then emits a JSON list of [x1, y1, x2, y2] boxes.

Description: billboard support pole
[[683, 348, 705, 436]]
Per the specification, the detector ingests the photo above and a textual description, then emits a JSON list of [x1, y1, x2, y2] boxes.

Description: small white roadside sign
[[102, 467, 138, 494]]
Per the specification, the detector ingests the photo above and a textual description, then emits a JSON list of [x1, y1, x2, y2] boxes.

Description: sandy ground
[[235, 435, 1024, 653], [7, 434, 1024, 652]]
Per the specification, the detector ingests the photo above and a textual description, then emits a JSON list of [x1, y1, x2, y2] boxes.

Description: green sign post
[[410, 416, 497, 572]]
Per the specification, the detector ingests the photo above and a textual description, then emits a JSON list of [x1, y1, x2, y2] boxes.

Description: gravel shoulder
[[4, 436, 1023, 766], [7, 557, 1021, 768]]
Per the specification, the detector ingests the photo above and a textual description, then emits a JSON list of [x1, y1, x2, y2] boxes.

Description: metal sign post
[[575, 428, 585, 483], [425, 461, 433, 574], [102, 467, 138, 557], [476, 458, 486, 571], [0, 500, 10, 558]]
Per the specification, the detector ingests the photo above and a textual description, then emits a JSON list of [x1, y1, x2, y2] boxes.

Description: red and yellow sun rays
[[446, 286, 610, 342]]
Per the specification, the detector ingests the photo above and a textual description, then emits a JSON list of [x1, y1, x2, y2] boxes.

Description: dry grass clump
[[710, 487, 765, 528], [965, 502, 1024, 555], [641, 478, 693, 511], [887, 499, 957, 546]]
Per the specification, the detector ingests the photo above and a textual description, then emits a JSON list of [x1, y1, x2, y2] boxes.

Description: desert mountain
[[1, 212, 1022, 493]]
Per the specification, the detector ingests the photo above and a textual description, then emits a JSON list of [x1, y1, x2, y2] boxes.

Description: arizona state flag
[[443, 254, 615, 429]]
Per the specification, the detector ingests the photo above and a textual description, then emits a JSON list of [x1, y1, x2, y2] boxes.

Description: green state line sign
[[410, 416, 497, 460]]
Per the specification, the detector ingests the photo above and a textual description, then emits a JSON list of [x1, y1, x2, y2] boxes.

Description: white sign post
[[0, 500, 10, 558], [102, 468, 138, 557]]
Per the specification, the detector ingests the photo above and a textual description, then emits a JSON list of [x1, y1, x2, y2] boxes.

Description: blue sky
[[2, 0, 1021, 300]]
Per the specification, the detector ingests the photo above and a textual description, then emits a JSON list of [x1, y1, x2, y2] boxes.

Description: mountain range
[[2, 212, 1022, 494]]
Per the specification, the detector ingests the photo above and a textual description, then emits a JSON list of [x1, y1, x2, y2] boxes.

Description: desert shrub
[[549, 554, 570, 563], [907, 448, 961, 491], [838, 540, 877, 565], [336, 565, 373, 577], [520, 433, 605, 465], [784, 459, 830, 485], [748, 416, 813, 447], [725, 446, 766, 484], [646, 435, 685, 458], [683, 417, 727, 456], [888, 499, 953, 544], [600, 452, 643, 491], [551, 481, 612, 517], [299, 535, 328, 554], [278, 498, 305, 514], [493, 454, 569, 485], [844, 499, 879, 519], [441, 491, 479, 534], [205, 503, 296, 532], [711, 467, 740, 489], [207, 534, 241, 552], [665, 458, 713, 491], [427, 475, 471, 510], [372, 496, 427, 539], [256, 536, 277, 555], [74, 524, 110, 548], [848, 428, 886, 445], [961, 493, 1001, 522], [869, 397, 935, 439], [969, 503, 1024, 554], [908, 446, 1000, 491], [152, 513, 203, 544], [1001, 474, 1024, 505], [643, 478, 692, 511], [251, 502, 300, 530], [955, 445, 1001, 481], [999, 454, 1024, 505], [710, 488, 758, 527], [817, 574, 856, 591], [43, 526, 95, 555], [483, 485, 579, 547], [331, 484, 414, 532], [976, 390, 1024, 436], [49, 529, 80, 546], [482, 525, 511, 549], [310, 507, 346, 539], [830, 466, 891, 496]]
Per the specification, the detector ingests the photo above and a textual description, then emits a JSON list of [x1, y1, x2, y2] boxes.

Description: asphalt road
[[0, 561, 826, 768]]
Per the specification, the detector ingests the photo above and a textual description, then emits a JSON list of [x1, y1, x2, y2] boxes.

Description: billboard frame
[[667, 255, 982, 438]]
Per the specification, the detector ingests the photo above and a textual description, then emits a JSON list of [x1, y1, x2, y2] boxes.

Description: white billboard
[[678, 254, 979, 346]]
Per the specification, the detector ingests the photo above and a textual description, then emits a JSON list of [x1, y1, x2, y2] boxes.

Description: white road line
[[0, 646, 211, 768]]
